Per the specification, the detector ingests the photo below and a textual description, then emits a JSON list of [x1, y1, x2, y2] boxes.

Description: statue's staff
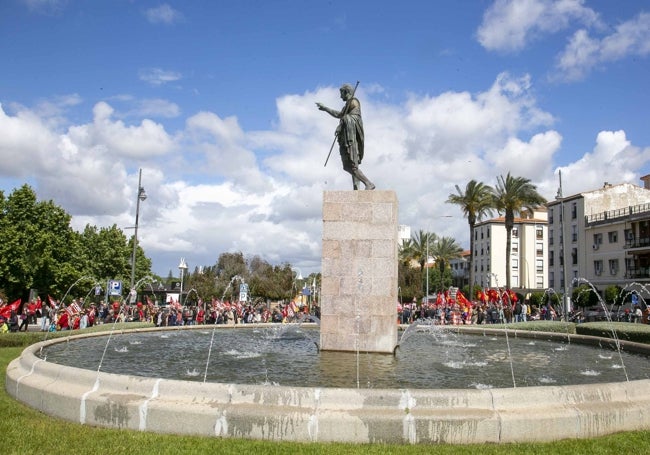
[[323, 80, 360, 167]]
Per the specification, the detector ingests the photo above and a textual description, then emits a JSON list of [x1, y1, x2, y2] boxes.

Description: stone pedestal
[[320, 190, 398, 353]]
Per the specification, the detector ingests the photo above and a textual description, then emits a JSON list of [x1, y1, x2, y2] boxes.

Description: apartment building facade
[[472, 208, 548, 291], [547, 178, 650, 296]]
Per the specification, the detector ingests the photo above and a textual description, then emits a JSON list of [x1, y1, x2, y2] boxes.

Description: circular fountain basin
[[6, 324, 650, 444]]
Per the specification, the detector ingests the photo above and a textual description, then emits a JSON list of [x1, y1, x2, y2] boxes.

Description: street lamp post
[[178, 258, 188, 307], [291, 267, 302, 307], [130, 169, 147, 293]]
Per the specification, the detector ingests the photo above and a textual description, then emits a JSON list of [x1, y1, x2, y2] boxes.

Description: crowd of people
[[0, 295, 321, 333], [1, 288, 647, 333], [398, 289, 545, 326]]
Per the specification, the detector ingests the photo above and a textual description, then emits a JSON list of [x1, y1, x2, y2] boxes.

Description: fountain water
[[9, 321, 650, 443]]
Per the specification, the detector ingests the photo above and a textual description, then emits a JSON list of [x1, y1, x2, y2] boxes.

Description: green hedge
[[0, 322, 155, 348], [576, 321, 650, 344]]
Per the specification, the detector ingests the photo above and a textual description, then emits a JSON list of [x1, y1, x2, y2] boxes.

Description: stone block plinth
[[320, 190, 398, 353]]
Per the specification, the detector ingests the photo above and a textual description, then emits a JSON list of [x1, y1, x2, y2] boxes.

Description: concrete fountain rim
[[6, 323, 650, 444]]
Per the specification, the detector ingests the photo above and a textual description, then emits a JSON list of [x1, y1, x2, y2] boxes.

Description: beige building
[[547, 178, 650, 297], [473, 208, 548, 290]]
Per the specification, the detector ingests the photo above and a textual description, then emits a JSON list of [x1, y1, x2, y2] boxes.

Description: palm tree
[[492, 173, 547, 289], [398, 238, 414, 265], [446, 180, 494, 296], [430, 236, 464, 292], [410, 229, 437, 271]]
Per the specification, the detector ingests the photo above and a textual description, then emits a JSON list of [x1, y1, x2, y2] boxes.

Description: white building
[[398, 224, 411, 246], [473, 208, 548, 290], [547, 178, 650, 294]]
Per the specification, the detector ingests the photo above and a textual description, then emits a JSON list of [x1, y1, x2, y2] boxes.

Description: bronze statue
[[316, 83, 375, 190]]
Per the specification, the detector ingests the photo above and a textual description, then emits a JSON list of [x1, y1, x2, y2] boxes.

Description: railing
[[625, 237, 650, 249], [625, 267, 650, 279], [586, 202, 650, 225]]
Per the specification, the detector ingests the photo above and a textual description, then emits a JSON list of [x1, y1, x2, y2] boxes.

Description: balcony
[[625, 267, 650, 279], [625, 237, 650, 251]]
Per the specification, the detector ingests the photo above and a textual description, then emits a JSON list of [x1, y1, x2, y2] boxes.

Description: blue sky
[[1, 0, 649, 278]]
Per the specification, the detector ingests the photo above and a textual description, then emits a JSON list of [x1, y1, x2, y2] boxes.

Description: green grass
[[2, 324, 650, 454]]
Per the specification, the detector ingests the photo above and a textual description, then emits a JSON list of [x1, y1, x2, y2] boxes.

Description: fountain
[[6, 320, 650, 444], [5, 190, 650, 443]]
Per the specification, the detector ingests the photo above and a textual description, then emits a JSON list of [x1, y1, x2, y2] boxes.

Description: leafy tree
[[0, 185, 82, 298], [186, 265, 218, 302], [491, 173, 547, 289], [447, 179, 493, 297], [398, 261, 421, 303], [214, 252, 248, 300], [604, 285, 623, 305], [425, 264, 453, 295], [79, 224, 132, 282], [247, 256, 293, 301], [0, 185, 153, 302], [572, 284, 600, 308]]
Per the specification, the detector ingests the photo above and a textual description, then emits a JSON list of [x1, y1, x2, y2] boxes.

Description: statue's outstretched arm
[[316, 102, 342, 118]]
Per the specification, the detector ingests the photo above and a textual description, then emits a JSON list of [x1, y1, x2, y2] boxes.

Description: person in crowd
[[8, 310, 19, 332], [18, 306, 29, 331], [57, 310, 70, 330], [79, 310, 89, 329]]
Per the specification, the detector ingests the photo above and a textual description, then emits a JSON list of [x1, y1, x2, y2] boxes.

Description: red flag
[[66, 302, 82, 317], [48, 295, 57, 308], [0, 299, 21, 319], [456, 290, 471, 307]]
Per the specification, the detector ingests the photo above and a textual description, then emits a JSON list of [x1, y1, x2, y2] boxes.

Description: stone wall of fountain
[[7, 326, 650, 444], [320, 190, 398, 353]]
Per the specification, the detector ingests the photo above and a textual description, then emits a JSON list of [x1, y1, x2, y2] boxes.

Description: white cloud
[[132, 99, 181, 119], [144, 4, 183, 25], [555, 12, 650, 81], [22, 0, 67, 15], [139, 68, 182, 86], [477, 0, 601, 52], [549, 130, 650, 198], [1, 76, 648, 277]]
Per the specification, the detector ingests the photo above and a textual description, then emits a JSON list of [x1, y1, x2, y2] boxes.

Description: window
[[594, 260, 603, 276], [549, 209, 554, 224], [609, 259, 619, 275], [593, 233, 603, 245], [536, 228, 543, 240], [512, 243, 518, 254], [572, 225, 578, 242], [549, 229, 554, 245], [512, 258, 518, 270], [512, 228, 519, 238], [536, 277, 544, 288], [571, 202, 577, 220], [549, 251, 554, 266], [536, 242, 544, 257], [572, 247, 578, 265], [549, 271, 555, 288], [608, 231, 618, 243], [536, 259, 544, 273]]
